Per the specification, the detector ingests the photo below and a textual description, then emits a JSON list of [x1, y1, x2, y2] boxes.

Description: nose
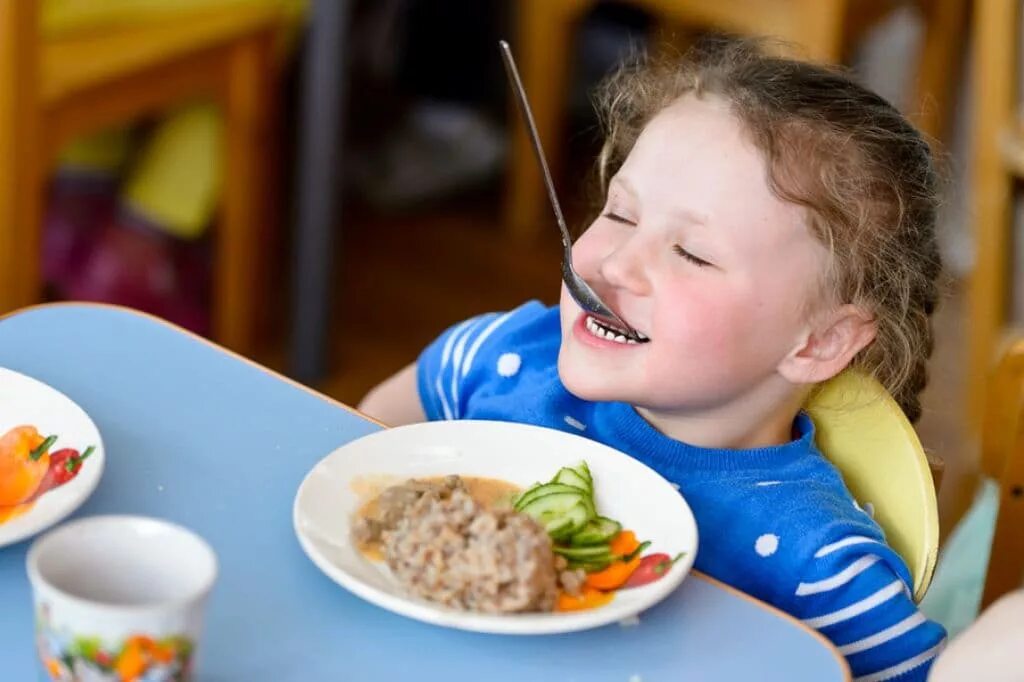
[[595, 231, 653, 296]]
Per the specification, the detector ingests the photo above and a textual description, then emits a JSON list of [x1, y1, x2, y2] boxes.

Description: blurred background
[[0, 0, 1018, 622]]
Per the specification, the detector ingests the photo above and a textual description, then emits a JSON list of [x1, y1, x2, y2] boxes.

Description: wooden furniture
[[968, 0, 1023, 427], [0, 1, 289, 356], [979, 334, 1024, 608], [504, 0, 967, 241]]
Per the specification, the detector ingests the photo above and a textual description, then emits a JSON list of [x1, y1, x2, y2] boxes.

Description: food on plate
[[623, 552, 687, 589], [385, 486, 561, 612], [0, 425, 95, 524], [352, 462, 682, 614], [354, 475, 571, 612]]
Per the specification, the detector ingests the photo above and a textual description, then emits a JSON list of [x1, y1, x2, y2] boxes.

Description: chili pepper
[[623, 552, 686, 588], [48, 446, 94, 486]]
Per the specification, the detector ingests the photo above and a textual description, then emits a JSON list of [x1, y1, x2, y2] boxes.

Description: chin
[[557, 352, 619, 402]]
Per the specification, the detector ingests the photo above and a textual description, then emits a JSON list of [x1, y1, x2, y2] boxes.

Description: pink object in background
[[63, 212, 210, 336], [41, 175, 117, 295]]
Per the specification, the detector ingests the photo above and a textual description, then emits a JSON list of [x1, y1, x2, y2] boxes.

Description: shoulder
[[415, 302, 561, 420], [428, 301, 555, 356]]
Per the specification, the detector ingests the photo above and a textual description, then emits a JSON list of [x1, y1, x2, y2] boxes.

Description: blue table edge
[[1, 301, 853, 681]]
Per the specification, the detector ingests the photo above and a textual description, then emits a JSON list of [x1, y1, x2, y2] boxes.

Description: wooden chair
[[504, 0, 967, 240], [978, 334, 1024, 608], [968, 0, 1024, 429], [0, 1, 290, 356], [806, 370, 943, 602]]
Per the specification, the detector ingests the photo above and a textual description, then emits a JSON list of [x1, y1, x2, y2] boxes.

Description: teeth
[[585, 316, 646, 345]]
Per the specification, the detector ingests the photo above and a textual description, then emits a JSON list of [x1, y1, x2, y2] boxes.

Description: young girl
[[359, 37, 946, 680]]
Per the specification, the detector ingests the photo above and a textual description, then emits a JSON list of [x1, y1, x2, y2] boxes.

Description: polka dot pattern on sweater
[[496, 352, 521, 377]]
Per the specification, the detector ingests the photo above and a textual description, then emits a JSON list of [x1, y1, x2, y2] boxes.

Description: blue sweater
[[417, 302, 946, 681]]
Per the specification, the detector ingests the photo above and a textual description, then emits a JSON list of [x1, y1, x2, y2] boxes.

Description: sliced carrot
[[609, 530, 640, 556], [556, 586, 615, 612], [585, 554, 642, 590]]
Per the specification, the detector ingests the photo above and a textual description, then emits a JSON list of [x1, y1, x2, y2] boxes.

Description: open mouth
[[584, 315, 650, 344]]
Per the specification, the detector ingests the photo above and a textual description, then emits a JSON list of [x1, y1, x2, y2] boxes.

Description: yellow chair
[[978, 335, 1024, 608], [0, 0, 297, 356], [806, 370, 942, 603]]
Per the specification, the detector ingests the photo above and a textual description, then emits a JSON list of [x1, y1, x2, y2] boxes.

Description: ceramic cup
[[26, 515, 217, 681]]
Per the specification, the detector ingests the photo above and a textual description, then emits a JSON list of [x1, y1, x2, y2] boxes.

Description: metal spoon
[[498, 40, 642, 342]]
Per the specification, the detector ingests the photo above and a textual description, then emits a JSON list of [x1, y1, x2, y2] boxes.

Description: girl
[[359, 37, 946, 680]]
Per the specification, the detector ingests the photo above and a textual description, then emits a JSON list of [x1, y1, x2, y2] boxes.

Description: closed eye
[[602, 211, 634, 225], [673, 245, 713, 268]]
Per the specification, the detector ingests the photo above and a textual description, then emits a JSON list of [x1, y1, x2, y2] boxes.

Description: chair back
[[805, 370, 940, 602], [979, 336, 1024, 607]]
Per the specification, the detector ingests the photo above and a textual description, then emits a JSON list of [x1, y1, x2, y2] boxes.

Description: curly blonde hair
[[591, 36, 942, 422]]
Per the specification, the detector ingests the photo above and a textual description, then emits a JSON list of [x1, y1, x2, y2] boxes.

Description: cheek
[[571, 224, 614, 276], [653, 283, 796, 359], [558, 285, 576, 326], [663, 308, 742, 365]]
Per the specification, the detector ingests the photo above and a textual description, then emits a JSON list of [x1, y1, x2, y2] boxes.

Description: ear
[[778, 305, 877, 385]]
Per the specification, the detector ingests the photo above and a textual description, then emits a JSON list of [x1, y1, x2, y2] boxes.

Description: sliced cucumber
[[553, 466, 591, 492], [544, 516, 576, 540], [516, 460, 631, 559], [513, 482, 586, 511], [519, 490, 585, 525], [570, 517, 622, 546], [569, 559, 613, 572], [553, 544, 614, 562], [572, 461, 593, 487], [546, 502, 592, 540]]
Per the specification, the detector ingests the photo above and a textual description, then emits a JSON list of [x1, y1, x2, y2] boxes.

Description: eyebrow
[[610, 176, 709, 227]]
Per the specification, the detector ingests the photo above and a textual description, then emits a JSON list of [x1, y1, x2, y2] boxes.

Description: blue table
[[0, 304, 850, 681]]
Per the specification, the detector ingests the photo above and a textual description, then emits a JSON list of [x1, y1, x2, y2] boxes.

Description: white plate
[[0, 368, 105, 548], [293, 419, 698, 635]]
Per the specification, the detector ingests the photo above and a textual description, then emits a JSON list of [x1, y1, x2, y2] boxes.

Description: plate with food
[[0, 367, 104, 548], [292, 419, 697, 634]]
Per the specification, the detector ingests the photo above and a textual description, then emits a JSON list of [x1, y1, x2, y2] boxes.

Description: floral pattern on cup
[[36, 608, 194, 682]]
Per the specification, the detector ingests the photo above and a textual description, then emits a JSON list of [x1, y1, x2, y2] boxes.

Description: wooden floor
[[265, 185, 974, 534]]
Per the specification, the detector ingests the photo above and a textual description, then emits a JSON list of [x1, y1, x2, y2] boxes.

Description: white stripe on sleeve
[[814, 536, 881, 558], [435, 318, 477, 420], [852, 642, 943, 682], [462, 311, 513, 378], [802, 580, 903, 629], [838, 612, 927, 656], [449, 316, 492, 418], [434, 376, 453, 420], [796, 555, 881, 596]]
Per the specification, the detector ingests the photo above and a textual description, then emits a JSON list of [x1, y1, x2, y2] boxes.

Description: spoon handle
[[499, 40, 573, 256]]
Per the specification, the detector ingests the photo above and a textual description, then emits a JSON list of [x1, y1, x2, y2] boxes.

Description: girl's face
[[558, 94, 829, 423]]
